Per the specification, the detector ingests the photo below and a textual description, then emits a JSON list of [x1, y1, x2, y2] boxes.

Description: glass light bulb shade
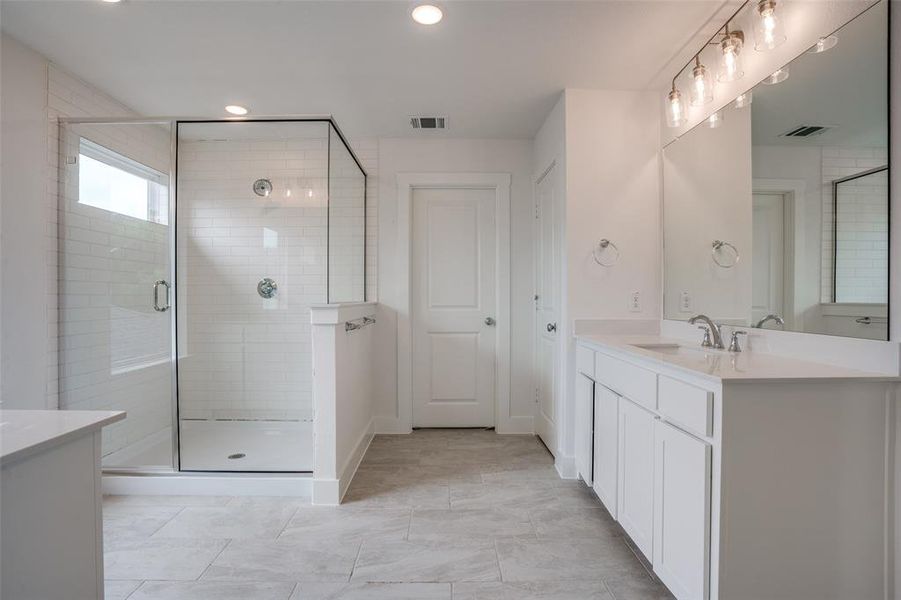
[[754, 0, 786, 51], [690, 63, 714, 106], [808, 35, 838, 54], [717, 34, 744, 82], [734, 91, 753, 108], [707, 111, 724, 129], [665, 89, 687, 128], [761, 66, 790, 85]]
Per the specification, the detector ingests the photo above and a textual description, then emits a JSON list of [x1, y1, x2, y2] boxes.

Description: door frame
[[397, 172, 512, 432], [752, 178, 805, 331]]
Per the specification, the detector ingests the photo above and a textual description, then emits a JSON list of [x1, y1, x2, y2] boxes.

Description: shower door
[[175, 121, 328, 472], [58, 121, 176, 470]]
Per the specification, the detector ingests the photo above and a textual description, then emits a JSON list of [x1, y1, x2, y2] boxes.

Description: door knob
[[484, 317, 496, 326], [547, 322, 557, 333]]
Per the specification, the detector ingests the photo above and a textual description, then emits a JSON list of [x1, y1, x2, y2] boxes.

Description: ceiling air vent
[[410, 116, 447, 130], [779, 124, 832, 138]]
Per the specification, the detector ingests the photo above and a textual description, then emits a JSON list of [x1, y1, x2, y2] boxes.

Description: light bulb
[[285, 188, 292, 198], [808, 35, 838, 54], [690, 60, 714, 106], [762, 66, 790, 85], [225, 105, 249, 116], [665, 88, 687, 128], [308, 189, 314, 199], [734, 91, 753, 108], [754, 0, 786, 51], [412, 5, 443, 25], [707, 111, 724, 129], [718, 33, 744, 82]]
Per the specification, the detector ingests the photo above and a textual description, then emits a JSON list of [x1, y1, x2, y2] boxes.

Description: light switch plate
[[629, 290, 641, 312], [680, 291, 692, 312]]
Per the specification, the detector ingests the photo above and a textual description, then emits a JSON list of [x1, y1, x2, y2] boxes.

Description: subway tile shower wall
[[820, 146, 888, 303], [176, 134, 330, 421]]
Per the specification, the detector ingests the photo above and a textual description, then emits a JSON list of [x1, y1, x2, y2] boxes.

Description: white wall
[[0, 34, 50, 409], [373, 137, 535, 432]]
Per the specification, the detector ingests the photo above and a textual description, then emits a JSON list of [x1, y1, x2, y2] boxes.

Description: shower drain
[[228, 453, 246, 460]]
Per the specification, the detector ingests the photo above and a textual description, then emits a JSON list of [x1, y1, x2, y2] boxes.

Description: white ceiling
[[0, 0, 723, 139], [750, 1, 887, 147]]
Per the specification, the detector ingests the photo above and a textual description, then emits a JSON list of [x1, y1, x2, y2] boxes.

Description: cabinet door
[[574, 374, 594, 485], [617, 396, 656, 560], [653, 420, 711, 600], [593, 385, 618, 517]]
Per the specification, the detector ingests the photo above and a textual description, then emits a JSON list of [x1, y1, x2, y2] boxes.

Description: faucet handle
[[698, 326, 712, 348], [728, 330, 748, 353]]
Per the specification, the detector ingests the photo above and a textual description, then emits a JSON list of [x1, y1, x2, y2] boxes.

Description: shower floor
[[179, 419, 313, 472]]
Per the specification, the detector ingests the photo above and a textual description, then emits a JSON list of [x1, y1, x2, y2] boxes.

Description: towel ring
[[593, 239, 620, 267], [711, 240, 740, 268]]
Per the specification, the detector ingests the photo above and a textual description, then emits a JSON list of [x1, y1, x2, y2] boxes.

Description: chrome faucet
[[754, 314, 785, 329], [688, 314, 725, 349]]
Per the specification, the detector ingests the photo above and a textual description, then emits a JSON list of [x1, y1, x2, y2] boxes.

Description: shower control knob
[[257, 278, 278, 299]]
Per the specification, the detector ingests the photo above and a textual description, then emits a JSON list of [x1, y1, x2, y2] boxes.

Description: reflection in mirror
[[663, 1, 888, 340]]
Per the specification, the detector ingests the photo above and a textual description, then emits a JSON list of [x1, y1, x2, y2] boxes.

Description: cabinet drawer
[[576, 345, 595, 377], [595, 353, 656, 410], [658, 376, 713, 438]]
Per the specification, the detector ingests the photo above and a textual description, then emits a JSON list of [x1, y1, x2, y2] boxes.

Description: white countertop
[[0, 409, 126, 466], [576, 334, 901, 383]]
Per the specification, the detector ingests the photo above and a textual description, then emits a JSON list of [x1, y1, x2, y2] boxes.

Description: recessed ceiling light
[[412, 4, 443, 25], [101, 0, 122, 3], [225, 105, 249, 116]]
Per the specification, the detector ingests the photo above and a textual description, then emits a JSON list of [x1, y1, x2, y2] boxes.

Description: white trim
[[102, 473, 312, 496], [336, 418, 374, 503], [396, 172, 515, 433], [752, 178, 806, 332]]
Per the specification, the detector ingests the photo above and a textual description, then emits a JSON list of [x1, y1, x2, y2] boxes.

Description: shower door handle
[[153, 280, 171, 312]]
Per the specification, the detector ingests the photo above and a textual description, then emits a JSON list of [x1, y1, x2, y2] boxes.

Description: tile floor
[[103, 429, 674, 599]]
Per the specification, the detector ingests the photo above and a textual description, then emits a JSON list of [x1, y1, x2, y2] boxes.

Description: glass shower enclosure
[[57, 118, 366, 473]]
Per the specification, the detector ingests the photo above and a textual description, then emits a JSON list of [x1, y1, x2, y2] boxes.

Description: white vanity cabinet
[[653, 419, 711, 600], [592, 384, 618, 516], [616, 395, 656, 560], [574, 336, 895, 600]]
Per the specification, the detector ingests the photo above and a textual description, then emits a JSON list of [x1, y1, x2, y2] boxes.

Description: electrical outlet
[[680, 291, 692, 312], [629, 290, 641, 312]]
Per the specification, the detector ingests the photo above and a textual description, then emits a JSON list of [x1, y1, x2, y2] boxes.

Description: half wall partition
[[57, 118, 366, 474]]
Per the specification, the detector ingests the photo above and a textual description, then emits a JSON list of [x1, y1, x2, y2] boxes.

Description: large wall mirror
[[663, 1, 889, 340]]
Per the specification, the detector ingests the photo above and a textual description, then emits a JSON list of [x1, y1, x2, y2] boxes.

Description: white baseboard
[[103, 473, 312, 497], [337, 418, 375, 503], [555, 453, 577, 479]]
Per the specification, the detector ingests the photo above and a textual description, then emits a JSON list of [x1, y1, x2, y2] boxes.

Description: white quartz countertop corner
[[0, 409, 126, 466], [575, 334, 901, 383]]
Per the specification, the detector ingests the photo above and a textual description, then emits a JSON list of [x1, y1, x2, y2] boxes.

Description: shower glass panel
[[58, 121, 175, 470], [328, 126, 366, 302], [176, 121, 331, 472]]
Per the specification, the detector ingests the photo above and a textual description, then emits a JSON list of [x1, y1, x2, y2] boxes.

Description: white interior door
[[535, 166, 559, 453], [412, 187, 497, 427], [752, 193, 785, 325]]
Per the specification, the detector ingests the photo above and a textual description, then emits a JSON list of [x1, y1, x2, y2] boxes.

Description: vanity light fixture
[[665, 86, 687, 128], [808, 35, 838, 54], [754, 0, 786, 51], [412, 4, 443, 25], [717, 26, 744, 82], [225, 104, 249, 116], [690, 57, 714, 106], [761, 65, 790, 85], [734, 91, 753, 108]]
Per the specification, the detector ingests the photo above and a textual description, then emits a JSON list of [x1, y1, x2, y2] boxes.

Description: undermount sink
[[629, 342, 712, 356]]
